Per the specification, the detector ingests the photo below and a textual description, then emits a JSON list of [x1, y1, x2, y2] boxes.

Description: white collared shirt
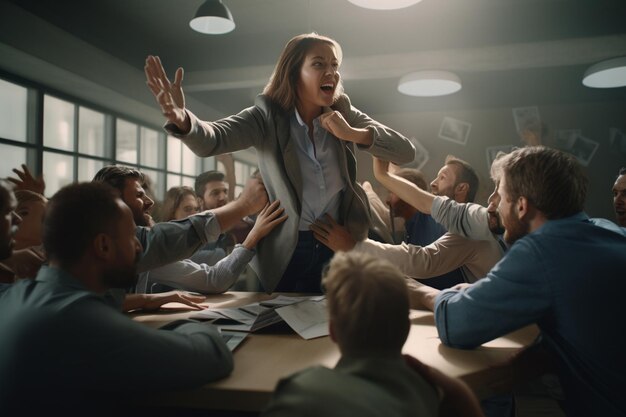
[[290, 109, 347, 230]]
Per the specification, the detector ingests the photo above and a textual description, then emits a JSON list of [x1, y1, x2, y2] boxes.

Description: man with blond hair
[[262, 252, 484, 417]]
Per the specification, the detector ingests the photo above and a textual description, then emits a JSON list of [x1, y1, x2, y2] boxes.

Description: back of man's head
[[93, 165, 144, 194], [323, 252, 410, 357], [501, 146, 588, 220], [194, 170, 225, 198], [394, 168, 428, 191], [43, 182, 121, 267], [445, 155, 480, 202]]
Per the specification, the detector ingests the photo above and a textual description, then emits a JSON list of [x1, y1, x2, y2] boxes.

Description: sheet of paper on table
[[189, 295, 327, 338], [275, 298, 328, 340]]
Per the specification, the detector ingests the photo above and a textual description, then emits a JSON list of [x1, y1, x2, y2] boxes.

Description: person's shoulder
[[254, 94, 287, 117], [588, 217, 626, 237]]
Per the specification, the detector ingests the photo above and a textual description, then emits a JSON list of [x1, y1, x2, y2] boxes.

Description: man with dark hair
[[93, 165, 269, 275], [0, 183, 233, 414], [314, 158, 500, 289], [431, 155, 480, 204], [195, 170, 228, 210], [0, 180, 21, 283], [612, 167, 626, 227], [262, 252, 484, 417], [93, 165, 154, 227], [94, 164, 276, 294], [412, 147, 626, 417]]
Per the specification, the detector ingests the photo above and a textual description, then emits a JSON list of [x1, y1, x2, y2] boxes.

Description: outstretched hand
[[123, 291, 207, 313], [7, 164, 45, 195], [144, 55, 190, 132], [310, 214, 356, 252], [242, 200, 288, 249]]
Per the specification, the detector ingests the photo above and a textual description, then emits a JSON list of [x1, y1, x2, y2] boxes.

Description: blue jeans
[[271, 231, 333, 293]]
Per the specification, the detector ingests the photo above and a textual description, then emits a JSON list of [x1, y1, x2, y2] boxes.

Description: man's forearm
[[406, 279, 440, 311]]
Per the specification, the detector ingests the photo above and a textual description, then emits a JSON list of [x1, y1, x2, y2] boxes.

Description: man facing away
[[411, 146, 626, 417], [262, 251, 484, 417], [0, 183, 233, 415]]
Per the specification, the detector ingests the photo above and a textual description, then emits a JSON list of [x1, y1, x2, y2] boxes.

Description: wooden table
[[131, 291, 539, 412]]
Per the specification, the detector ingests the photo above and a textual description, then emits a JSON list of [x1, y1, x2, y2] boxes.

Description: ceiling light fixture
[[398, 71, 462, 97], [582, 56, 626, 88], [190, 0, 235, 35], [347, 0, 423, 10]]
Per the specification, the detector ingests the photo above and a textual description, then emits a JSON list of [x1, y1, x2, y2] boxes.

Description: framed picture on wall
[[438, 117, 471, 145], [403, 137, 430, 171], [485, 145, 516, 172], [512, 106, 541, 134], [568, 135, 599, 167], [553, 129, 598, 167]]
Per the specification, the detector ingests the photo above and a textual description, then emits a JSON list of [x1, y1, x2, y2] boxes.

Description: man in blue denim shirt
[[412, 146, 626, 417]]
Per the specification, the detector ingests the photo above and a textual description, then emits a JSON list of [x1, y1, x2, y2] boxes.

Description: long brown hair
[[161, 186, 197, 222], [263, 33, 344, 111]]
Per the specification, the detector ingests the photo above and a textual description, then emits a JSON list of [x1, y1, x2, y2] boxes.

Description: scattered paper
[[276, 299, 329, 340], [189, 295, 328, 338]]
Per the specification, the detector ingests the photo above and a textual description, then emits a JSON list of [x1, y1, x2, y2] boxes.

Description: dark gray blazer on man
[[166, 94, 415, 292]]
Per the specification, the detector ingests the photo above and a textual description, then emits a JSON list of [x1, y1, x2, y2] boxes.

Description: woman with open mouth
[[145, 32, 416, 294]]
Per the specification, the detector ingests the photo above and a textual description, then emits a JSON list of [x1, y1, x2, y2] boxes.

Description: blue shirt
[[405, 211, 466, 289], [291, 110, 346, 230], [0, 266, 233, 412], [434, 212, 626, 417]]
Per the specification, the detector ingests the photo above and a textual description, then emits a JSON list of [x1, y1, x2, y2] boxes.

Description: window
[[43, 151, 74, 195], [78, 106, 106, 157], [140, 127, 161, 168], [0, 73, 240, 204], [44, 95, 75, 151], [0, 78, 28, 142], [0, 144, 26, 179], [116, 119, 138, 164]]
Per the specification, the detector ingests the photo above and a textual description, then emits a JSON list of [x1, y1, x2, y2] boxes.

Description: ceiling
[[4, 0, 626, 117]]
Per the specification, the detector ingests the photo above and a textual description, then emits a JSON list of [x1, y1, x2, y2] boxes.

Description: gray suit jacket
[[167, 94, 415, 292]]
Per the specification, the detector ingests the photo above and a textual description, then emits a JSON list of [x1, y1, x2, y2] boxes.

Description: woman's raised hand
[[144, 55, 190, 132]]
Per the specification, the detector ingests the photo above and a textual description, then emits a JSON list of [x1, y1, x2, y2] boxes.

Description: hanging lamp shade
[[398, 71, 462, 97], [347, 0, 423, 10], [190, 0, 235, 35], [582, 57, 626, 88]]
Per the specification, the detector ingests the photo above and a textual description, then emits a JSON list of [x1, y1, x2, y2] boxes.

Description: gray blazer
[[167, 94, 415, 292]]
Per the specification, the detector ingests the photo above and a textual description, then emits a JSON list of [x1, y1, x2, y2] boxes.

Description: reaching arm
[[135, 179, 268, 273], [210, 177, 269, 232], [354, 233, 483, 280], [144, 55, 190, 133], [6, 164, 46, 195], [122, 291, 206, 312], [138, 201, 287, 294], [373, 157, 434, 214]]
